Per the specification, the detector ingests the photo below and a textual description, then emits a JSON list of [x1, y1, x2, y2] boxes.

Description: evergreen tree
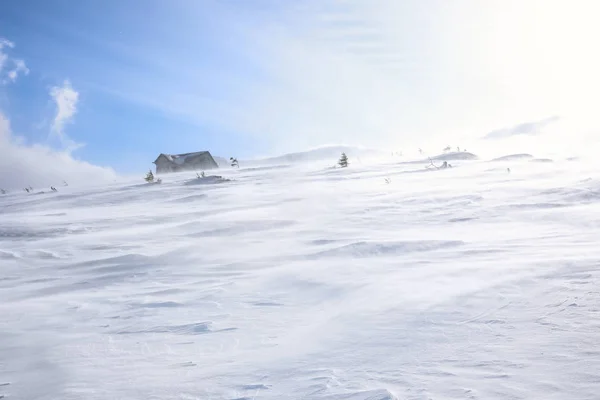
[[145, 170, 155, 183], [230, 157, 239, 168], [338, 152, 349, 168]]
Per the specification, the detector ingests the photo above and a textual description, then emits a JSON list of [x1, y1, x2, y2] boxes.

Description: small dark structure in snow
[[153, 151, 219, 174]]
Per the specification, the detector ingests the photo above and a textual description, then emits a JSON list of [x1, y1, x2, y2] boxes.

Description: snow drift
[[1, 155, 599, 399], [491, 153, 534, 162], [430, 151, 478, 161]]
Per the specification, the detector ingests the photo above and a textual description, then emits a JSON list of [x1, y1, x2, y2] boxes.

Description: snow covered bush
[[338, 152, 349, 168], [144, 170, 155, 183]]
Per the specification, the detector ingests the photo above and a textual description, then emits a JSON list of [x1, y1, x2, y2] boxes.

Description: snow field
[[1, 157, 600, 399]]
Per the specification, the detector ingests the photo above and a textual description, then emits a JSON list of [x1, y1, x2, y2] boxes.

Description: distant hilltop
[[215, 145, 386, 168], [429, 151, 478, 161], [255, 145, 385, 165], [400, 151, 479, 165], [491, 154, 534, 162], [490, 154, 555, 163]]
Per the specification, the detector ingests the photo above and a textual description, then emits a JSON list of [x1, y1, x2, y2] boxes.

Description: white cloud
[[0, 53, 7, 74], [0, 38, 14, 48], [0, 39, 13, 75], [0, 112, 117, 191], [0, 39, 117, 191], [7, 59, 29, 82], [0, 38, 27, 85], [50, 80, 83, 151]]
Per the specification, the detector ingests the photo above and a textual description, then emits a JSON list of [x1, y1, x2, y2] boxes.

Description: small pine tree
[[145, 170, 155, 183], [230, 157, 239, 168], [338, 152, 349, 168]]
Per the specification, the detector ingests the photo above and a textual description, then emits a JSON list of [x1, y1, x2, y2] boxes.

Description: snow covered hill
[[215, 145, 387, 169], [2, 157, 600, 399], [250, 145, 385, 165]]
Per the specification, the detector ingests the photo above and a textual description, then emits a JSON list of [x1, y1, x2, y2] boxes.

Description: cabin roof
[[153, 151, 211, 164]]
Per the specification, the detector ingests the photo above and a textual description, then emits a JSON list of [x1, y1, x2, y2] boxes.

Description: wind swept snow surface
[[2, 160, 600, 399]]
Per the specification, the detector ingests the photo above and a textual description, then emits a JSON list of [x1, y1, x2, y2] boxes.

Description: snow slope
[[248, 146, 385, 165], [216, 145, 387, 169], [2, 158, 600, 399]]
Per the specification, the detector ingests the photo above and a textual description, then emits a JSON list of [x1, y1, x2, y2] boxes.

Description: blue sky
[[1, 0, 274, 172], [1, 0, 600, 186]]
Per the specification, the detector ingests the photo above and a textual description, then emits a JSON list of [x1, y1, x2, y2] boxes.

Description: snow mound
[[541, 183, 600, 204], [322, 389, 397, 400], [114, 321, 237, 335], [530, 158, 554, 163], [430, 151, 478, 161], [399, 151, 478, 165], [183, 175, 230, 185], [240, 165, 291, 172], [310, 240, 464, 258], [491, 153, 534, 161]]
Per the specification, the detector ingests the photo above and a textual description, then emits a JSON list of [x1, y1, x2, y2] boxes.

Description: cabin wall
[[155, 160, 175, 174]]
